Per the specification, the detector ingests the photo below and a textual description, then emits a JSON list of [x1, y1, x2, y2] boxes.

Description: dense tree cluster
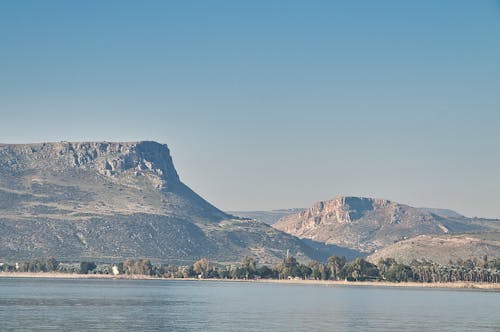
[[123, 259, 153, 276], [79, 261, 97, 274], [2, 255, 500, 283], [379, 257, 500, 283], [1, 258, 60, 273]]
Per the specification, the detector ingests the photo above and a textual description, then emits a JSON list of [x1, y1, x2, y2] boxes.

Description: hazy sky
[[1, 1, 499, 217]]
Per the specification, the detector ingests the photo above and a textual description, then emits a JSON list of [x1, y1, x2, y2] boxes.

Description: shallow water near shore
[[1, 277, 499, 331]]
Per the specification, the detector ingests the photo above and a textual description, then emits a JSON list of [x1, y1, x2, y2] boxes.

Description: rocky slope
[[0, 141, 228, 222], [0, 141, 356, 264], [274, 196, 499, 253], [367, 233, 500, 265]]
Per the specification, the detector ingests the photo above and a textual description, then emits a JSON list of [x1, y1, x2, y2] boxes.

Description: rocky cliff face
[[0, 141, 179, 189], [0, 141, 228, 222], [296, 196, 395, 225], [0, 141, 352, 263], [274, 196, 497, 253]]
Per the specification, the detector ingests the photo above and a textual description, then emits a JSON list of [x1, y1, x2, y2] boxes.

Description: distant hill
[[367, 233, 500, 265], [228, 209, 304, 225], [274, 196, 500, 253], [418, 208, 466, 219], [0, 141, 354, 264]]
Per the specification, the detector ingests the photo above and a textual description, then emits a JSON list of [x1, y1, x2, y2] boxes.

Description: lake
[[0, 278, 499, 331]]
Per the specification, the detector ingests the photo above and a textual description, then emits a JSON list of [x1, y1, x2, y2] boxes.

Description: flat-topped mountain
[[0, 141, 354, 263], [0, 141, 228, 222], [274, 196, 500, 253]]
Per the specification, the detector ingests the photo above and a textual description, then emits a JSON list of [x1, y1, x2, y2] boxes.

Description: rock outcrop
[[274, 196, 499, 253], [0, 141, 179, 184], [0, 141, 228, 222], [0, 141, 354, 263]]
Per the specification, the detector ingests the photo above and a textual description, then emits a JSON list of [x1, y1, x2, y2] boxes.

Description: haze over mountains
[[228, 209, 304, 225], [0, 141, 356, 264]]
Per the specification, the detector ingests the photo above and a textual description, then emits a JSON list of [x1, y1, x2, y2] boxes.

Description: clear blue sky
[[1, 1, 499, 217]]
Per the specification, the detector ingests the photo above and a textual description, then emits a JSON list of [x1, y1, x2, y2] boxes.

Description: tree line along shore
[[2, 255, 500, 284]]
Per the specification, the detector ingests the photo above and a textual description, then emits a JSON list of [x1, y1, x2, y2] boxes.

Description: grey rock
[[274, 195, 500, 253], [0, 141, 356, 264]]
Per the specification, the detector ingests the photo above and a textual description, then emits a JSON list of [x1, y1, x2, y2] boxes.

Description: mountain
[[0, 141, 228, 223], [0, 141, 355, 264], [273, 196, 499, 253], [419, 208, 465, 219], [228, 208, 304, 225], [367, 233, 500, 265]]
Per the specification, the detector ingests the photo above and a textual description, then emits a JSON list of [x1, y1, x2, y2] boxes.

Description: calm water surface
[[0, 278, 499, 331]]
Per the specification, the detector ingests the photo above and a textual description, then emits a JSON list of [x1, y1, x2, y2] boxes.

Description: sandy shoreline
[[1, 272, 499, 290]]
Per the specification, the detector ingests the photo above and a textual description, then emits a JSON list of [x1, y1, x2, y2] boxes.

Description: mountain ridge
[[274, 195, 499, 253], [0, 141, 230, 222], [0, 141, 357, 263]]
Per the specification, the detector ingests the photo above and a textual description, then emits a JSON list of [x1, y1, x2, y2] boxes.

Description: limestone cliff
[[0, 141, 352, 263], [0, 141, 227, 222], [274, 196, 499, 253]]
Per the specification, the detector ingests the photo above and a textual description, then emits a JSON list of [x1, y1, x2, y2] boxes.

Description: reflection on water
[[0, 278, 499, 331]]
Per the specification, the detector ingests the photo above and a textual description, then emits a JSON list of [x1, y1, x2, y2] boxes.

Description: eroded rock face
[[278, 196, 397, 233], [301, 196, 388, 224], [274, 195, 496, 253], [0, 141, 180, 190], [0, 141, 229, 221], [0, 141, 348, 263]]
